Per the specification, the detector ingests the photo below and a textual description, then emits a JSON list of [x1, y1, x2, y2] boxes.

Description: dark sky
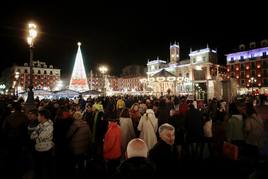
[[1, 2, 267, 77]]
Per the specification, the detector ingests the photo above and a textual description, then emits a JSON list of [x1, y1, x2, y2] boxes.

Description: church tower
[[170, 42, 180, 64]]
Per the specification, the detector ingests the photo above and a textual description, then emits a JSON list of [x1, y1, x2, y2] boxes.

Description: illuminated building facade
[[13, 60, 61, 92], [88, 73, 144, 94], [147, 43, 226, 99], [226, 40, 268, 94]]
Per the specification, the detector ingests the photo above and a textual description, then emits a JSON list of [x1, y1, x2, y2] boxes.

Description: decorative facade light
[[156, 77, 165, 82], [167, 77, 176, 81], [148, 78, 155, 82]]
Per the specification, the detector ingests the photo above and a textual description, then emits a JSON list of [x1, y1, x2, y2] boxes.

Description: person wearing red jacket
[[103, 112, 122, 175]]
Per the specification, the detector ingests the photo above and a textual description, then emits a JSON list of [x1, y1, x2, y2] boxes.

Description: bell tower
[[170, 42, 180, 64]]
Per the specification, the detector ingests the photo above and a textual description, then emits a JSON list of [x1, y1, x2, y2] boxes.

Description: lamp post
[[25, 22, 38, 107], [249, 77, 257, 95], [99, 66, 108, 96], [15, 71, 20, 97]]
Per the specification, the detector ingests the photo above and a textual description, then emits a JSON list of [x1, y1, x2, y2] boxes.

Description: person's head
[[28, 109, 38, 121], [73, 111, 83, 120], [158, 123, 175, 146], [131, 103, 139, 111], [170, 108, 175, 117], [38, 109, 50, 123], [120, 108, 130, 118], [126, 138, 148, 159], [12, 102, 22, 111]]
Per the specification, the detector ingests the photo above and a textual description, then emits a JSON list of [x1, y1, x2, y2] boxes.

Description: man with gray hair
[[117, 138, 156, 178], [148, 123, 178, 176]]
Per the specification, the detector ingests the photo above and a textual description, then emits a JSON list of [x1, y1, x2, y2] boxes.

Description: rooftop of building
[[227, 39, 268, 54]]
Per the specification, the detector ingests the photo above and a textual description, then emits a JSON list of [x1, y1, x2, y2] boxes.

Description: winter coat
[[148, 139, 178, 176], [31, 120, 54, 152], [67, 119, 91, 155], [119, 117, 135, 154], [117, 157, 156, 179], [244, 114, 266, 148], [137, 109, 158, 150], [103, 122, 121, 160]]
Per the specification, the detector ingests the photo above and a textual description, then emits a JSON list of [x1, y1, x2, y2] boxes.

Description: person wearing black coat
[[148, 123, 178, 176], [117, 138, 156, 179]]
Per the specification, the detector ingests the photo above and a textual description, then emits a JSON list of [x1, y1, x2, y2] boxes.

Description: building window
[[44, 70, 47, 74], [202, 56, 206, 61], [251, 70, 255, 76], [231, 73, 234, 78], [179, 73, 182, 77], [241, 79, 245, 85], [263, 79, 268, 86], [38, 70, 41, 74], [186, 73, 189, 78], [240, 56, 244, 60], [50, 71, 53, 75], [251, 62, 255, 68], [262, 52, 267, 57], [231, 65, 234, 71], [240, 64, 245, 71], [263, 61, 268, 68], [24, 69, 28, 73], [240, 72, 245, 79], [263, 69, 268, 77]]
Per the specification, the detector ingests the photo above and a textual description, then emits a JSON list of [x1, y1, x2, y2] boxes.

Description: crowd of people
[[0, 94, 267, 179]]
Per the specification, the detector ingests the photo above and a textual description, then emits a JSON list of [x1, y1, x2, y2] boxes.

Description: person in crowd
[[148, 123, 178, 176], [116, 97, 125, 114], [244, 103, 266, 162], [103, 111, 122, 175], [225, 103, 245, 148], [157, 99, 170, 127], [2, 102, 28, 179], [67, 111, 91, 178], [129, 103, 141, 137], [185, 104, 203, 159], [168, 108, 185, 159], [117, 138, 156, 179], [119, 108, 135, 156], [137, 105, 158, 150], [201, 113, 213, 159], [27, 109, 39, 135], [31, 109, 54, 179]]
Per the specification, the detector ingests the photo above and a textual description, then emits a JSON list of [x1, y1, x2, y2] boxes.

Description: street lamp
[[248, 77, 257, 94], [99, 66, 108, 96], [25, 22, 38, 106], [14, 71, 20, 97]]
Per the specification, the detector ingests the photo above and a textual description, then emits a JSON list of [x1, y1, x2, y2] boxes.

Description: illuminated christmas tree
[[69, 42, 89, 92]]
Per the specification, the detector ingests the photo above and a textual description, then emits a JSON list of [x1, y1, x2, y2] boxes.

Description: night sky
[[1, 2, 267, 77]]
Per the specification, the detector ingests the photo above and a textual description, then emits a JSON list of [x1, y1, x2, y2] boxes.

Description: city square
[[0, 3, 268, 179]]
